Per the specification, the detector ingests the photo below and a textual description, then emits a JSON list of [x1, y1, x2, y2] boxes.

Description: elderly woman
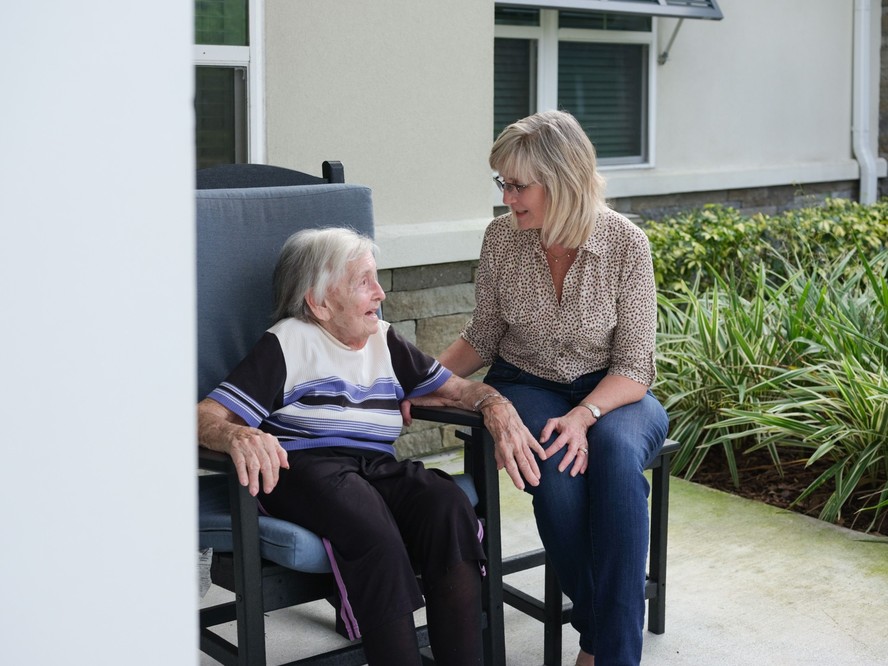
[[433, 111, 670, 666], [198, 227, 544, 666]]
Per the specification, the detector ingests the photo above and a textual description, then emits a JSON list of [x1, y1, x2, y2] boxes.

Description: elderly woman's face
[[318, 250, 385, 350]]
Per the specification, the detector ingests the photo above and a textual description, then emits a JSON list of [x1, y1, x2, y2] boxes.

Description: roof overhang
[[498, 0, 724, 20]]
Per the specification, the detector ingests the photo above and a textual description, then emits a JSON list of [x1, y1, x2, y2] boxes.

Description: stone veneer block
[[392, 262, 475, 291], [377, 269, 393, 293], [382, 283, 476, 322], [415, 313, 471, 358], [390, 319, 416, 345], [394, 427, 443, 460]]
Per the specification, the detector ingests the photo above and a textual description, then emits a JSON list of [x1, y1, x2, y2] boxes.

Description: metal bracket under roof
[[658, 17, 683, 64]]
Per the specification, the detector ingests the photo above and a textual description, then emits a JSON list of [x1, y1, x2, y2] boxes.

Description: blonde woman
[[437, 111, 669, 666]]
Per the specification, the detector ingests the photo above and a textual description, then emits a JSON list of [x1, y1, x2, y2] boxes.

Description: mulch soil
[[689, 446, 888, 538]]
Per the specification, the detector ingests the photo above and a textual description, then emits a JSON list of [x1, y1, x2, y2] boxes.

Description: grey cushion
[[198, 472, 479, 573], [196, 183, 375, 400]]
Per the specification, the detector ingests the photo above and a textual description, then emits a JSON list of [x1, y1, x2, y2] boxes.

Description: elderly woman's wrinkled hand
[[225, 427, 290, 497], [481, 402, 547, 490], [198, 398, 290, 497], [539, 410, 591, 477]]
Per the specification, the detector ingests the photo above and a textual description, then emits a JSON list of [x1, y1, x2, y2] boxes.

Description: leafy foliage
[[650, 198, 888, 532], [645, 198, 888, 294]]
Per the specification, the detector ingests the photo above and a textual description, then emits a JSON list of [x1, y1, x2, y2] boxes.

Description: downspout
[[852, 0, 877, 203]]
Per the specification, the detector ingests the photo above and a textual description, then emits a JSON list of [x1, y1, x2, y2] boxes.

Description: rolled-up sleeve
[[608, 230, 658, 386]]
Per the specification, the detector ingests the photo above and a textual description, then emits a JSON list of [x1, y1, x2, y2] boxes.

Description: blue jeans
[[485, 359, 668, 665]]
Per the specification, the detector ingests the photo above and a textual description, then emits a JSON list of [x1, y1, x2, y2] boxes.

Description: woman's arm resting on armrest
[[413, 375, 546, 491], [438, 338, 486, 379], [197, 398, 289, 496]]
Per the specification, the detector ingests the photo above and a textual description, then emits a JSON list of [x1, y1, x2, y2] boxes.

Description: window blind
[[558, 41, 645, 160]]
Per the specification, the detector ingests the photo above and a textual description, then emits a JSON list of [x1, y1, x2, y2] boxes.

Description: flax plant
[[715, 251, 888, 530], [655, 262, 813, 484], [657, 248, 888, 531]]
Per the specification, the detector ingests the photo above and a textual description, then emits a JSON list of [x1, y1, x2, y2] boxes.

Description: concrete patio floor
[[200, 450, 888, 665]]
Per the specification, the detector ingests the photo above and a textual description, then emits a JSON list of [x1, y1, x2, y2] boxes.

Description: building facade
[[195, 0, 886, 456]]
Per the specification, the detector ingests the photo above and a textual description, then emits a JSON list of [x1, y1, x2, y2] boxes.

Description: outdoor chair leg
[[228, 473, 267, 665], [647, 445, 673, 634]]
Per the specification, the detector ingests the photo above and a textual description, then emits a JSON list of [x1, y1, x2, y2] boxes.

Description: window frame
[[494, 8, 658, 171], [193, 0, 265, 164]]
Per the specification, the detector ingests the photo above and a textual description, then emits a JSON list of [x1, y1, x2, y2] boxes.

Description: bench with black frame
[[195, 161, 677, 666]]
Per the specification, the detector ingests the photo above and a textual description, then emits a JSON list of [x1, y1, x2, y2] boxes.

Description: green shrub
[[645, 198, 888, 293], [655, 242, 888, 532], [644, 204, 769, 292]]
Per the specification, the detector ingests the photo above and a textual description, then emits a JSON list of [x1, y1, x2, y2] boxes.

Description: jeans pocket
[[484, 358, 524, 385]]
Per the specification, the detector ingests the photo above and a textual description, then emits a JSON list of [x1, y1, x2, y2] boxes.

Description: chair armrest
[[409, 404, 483, 428], [198, 446, 235, 474]]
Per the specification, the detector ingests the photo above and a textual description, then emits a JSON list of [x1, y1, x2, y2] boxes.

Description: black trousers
[[259, 447, 486, 637]]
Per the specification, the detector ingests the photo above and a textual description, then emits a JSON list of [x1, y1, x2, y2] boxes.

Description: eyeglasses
[[493, 175, 535, 194]]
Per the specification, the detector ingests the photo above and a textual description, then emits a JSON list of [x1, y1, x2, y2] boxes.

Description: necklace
[[543, 244, 575, 263]]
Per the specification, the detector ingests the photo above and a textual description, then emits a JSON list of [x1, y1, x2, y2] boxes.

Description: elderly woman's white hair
[[272, 226, 377, 323]]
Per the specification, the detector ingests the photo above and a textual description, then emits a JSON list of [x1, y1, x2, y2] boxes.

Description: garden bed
[[692, 447, 888, 537]]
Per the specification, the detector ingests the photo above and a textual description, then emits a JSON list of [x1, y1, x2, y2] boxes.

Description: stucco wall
[[658, 0, 852, 169], [265, 0, 493, 231], [608, 0, 861, 198], [264, 0, 880, 268]]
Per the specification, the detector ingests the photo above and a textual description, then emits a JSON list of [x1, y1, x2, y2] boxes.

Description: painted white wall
[[660, 0, 851, 168], [607, 0, 867, 198], [1, 3, 196, 664], [262, 0, 883, 267], [264, 0, 494, 267]]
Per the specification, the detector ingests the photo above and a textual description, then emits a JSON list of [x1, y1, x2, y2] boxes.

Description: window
[[194, 0, 263, 168], [494, 6, 655, 167]]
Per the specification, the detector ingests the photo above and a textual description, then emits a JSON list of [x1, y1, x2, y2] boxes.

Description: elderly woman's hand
[[480, 401, 547, 490], [409, 375, 547, 490], [539, 408, 593, 477], [198, 398, 290, 496], [224, 426, 289, 496]]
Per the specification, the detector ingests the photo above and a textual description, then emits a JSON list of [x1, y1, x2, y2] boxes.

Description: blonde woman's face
[[500, 174, 548, 231]]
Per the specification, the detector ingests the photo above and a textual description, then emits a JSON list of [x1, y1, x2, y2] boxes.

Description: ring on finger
[[578, 447, 588, 455]]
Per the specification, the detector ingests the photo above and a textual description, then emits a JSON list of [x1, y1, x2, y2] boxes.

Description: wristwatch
[[580, 402, 601, 420]]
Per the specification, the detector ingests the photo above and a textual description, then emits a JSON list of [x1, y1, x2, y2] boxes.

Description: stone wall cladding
[[387, 261, 479, 460], [609, 180, 859, 222]]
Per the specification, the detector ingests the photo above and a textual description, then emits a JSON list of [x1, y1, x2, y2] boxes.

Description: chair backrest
[[196, 161, 345, 189], [196, 181, 374, 401]]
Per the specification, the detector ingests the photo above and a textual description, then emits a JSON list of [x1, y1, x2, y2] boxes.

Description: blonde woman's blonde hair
[[489, 110, 606, 248]]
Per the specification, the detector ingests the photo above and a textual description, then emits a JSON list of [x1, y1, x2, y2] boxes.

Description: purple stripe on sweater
[[323, 537, 361, 640], [477, 519, 487, 577]]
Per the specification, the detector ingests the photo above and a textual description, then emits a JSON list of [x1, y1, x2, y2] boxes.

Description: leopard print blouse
[[461, 210, 658, 385]]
